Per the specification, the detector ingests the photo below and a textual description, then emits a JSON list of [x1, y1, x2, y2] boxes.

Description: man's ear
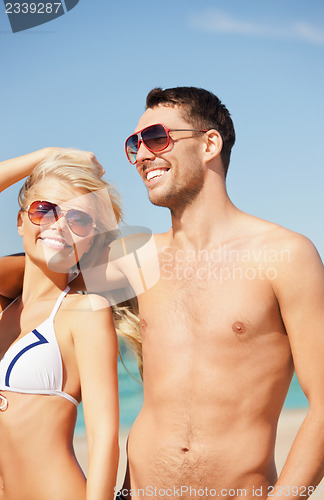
[[204, 130, 223, 162], [17, 211, 24, 237]]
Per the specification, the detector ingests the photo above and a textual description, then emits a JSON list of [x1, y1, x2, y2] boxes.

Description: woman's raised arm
[[0, 147, 104, 193], [0, 148, 62, 192]]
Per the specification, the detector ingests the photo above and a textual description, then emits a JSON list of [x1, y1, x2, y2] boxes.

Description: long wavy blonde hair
[[18, 149, 142, 377]]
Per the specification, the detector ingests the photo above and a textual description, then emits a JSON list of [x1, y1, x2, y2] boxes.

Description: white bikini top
[[0, 287, 78, 406]]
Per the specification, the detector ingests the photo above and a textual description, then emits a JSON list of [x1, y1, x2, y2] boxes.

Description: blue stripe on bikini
[[5, 329, 49, 387]]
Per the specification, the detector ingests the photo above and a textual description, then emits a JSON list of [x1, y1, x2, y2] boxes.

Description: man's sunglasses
[[24, 200, 96, 237], [125, 123, 207, 164]]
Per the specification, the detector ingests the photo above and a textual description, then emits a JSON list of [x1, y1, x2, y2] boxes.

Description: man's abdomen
[[126, 406, 278, 499]]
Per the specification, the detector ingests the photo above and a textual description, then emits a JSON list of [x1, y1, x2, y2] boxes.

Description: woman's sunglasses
[[125, 123, 207, 164], [25, 200, 96, 237]]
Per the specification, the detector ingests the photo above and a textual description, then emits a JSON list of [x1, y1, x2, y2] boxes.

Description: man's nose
[[136, 139, 156, 165]]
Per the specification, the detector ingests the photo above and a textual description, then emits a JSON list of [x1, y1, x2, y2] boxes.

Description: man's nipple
[[232, 321, 247, 335]]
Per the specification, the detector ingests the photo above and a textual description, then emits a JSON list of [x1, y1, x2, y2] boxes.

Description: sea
[[75, 359, 308, 435]]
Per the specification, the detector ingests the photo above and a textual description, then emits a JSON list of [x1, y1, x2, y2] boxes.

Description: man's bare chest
[[138, 265, 285, 347]]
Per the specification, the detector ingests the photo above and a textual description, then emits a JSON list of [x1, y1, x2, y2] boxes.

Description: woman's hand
[[46, 148, 105, 177], [78, 150, 105, 178]]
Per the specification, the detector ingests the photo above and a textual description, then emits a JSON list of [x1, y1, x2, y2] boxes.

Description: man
[[1, 87, 324, 500], [118, 87, 324, 499]]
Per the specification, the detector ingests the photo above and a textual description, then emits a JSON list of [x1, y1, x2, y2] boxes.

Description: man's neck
[[170, 177, 240, 250]]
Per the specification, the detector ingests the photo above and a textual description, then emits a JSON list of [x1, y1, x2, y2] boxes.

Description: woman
[[0, 148, 121, 500]]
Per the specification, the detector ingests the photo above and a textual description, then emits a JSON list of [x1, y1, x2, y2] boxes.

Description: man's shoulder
[[62, 291, 111, 314], [241, 213, 312, 248], [109, 230, 158, 259], [244, 214, 321, 270]]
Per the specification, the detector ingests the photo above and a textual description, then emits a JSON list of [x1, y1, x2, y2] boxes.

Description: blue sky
[[0, 0, 323, 260]]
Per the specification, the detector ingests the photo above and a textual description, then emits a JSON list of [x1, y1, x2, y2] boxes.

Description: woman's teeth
[[41, 238, 68, 250]]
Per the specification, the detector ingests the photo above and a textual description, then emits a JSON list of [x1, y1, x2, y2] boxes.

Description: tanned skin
[[0, 150, 119, 500], [117, 105, 324, 500], [1, 109, 324, 500]]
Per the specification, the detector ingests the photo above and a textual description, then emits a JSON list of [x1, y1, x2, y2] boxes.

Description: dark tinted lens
[[66, 210, 94, 237], [142, 124, 168, 151], [28, 201, 58, 225], [126, 134, 139, 164]]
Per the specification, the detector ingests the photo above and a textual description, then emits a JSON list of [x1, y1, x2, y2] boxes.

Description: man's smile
[[144, 167, 170, 184]]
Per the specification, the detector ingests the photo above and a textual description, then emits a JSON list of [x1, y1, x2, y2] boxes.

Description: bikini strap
[[49, 286, 70, 321], [0, 296, 20, 318]]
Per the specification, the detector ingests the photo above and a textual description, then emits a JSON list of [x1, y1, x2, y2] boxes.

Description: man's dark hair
[[146, 87, 236, 177]]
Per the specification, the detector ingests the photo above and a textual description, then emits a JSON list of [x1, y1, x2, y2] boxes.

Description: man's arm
[[0, 254, 25, 299], [72, 232, 160, 303], [270, 235, 324, 499]]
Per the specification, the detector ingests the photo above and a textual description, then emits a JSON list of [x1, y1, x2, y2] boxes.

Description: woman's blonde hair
[[19, 149, 142, 377], [113, 297, 142, 379]]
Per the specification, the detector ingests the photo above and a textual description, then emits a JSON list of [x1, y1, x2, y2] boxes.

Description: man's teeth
[[146, 169, 168, 181], [42, 238, 67, 250]]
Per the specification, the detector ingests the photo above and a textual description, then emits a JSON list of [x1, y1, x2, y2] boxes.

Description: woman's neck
[[21, 256, 69, 304]]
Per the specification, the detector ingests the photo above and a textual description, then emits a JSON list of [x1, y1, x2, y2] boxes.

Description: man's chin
[[148, 191, 172, 208]]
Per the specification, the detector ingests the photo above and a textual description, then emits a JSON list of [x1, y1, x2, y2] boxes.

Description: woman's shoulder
[[59, 291, 112, 325], [59, 292, 115, 343]]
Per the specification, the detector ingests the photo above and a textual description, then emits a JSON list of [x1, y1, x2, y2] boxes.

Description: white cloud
[[294, 22, 324, 45], [189, 9, 324, 45]]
